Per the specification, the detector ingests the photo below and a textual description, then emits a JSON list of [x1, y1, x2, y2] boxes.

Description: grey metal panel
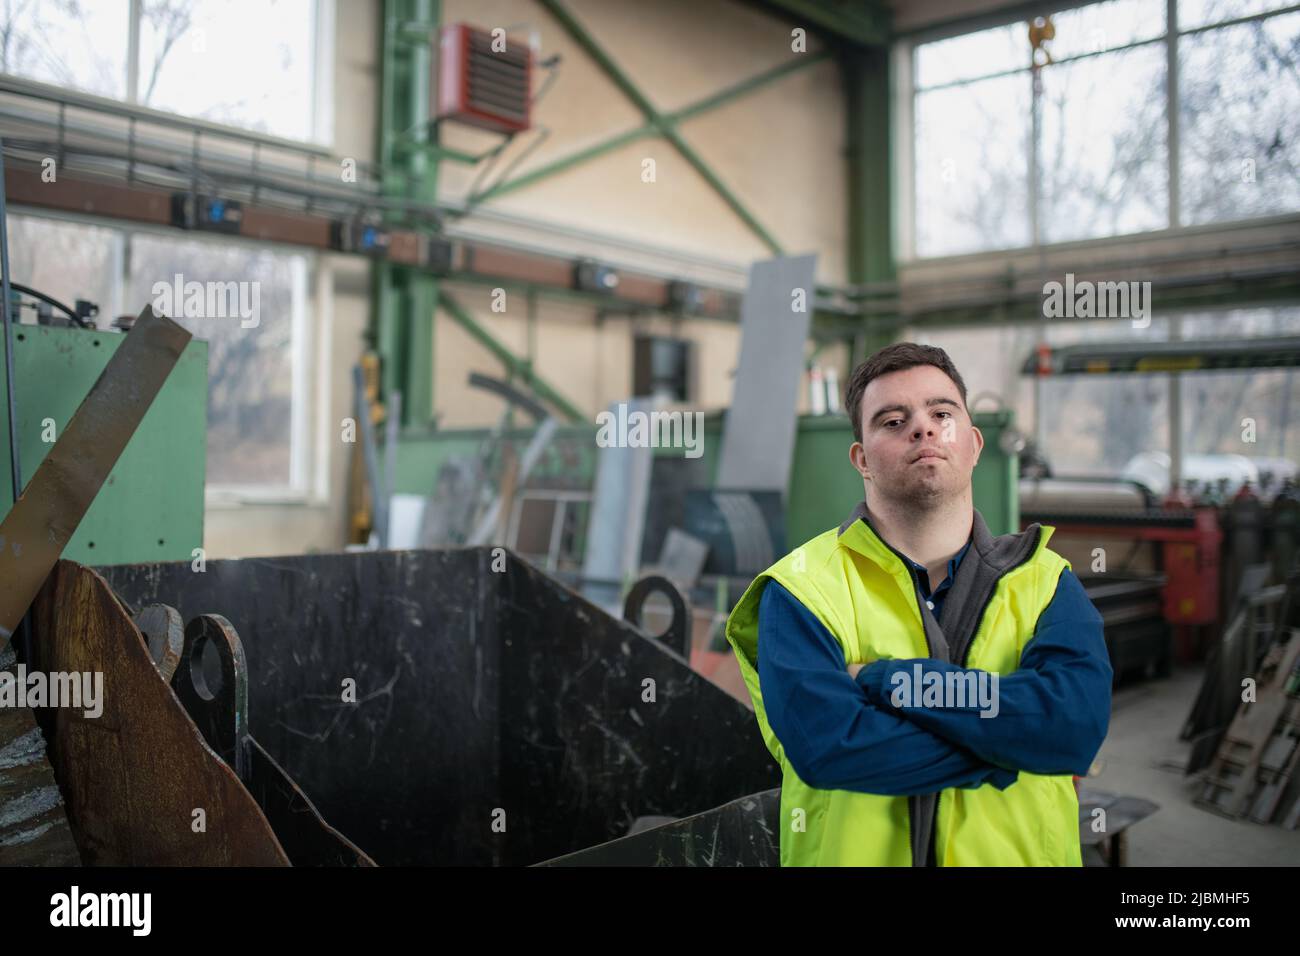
[[715, 255, 817, 494], [581, 399, 655, 614]]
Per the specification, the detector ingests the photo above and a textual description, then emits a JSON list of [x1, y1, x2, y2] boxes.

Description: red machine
[[437, 23, 533, 134], [1019, 478, 1222, 665], [1156, 507, 1223, 628]]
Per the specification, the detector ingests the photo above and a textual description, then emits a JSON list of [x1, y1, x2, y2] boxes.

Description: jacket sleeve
[[758, 579, 1019, 796], [858, 568, 1112, 776]]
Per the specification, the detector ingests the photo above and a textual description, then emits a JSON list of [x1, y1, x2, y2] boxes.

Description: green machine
[[0, 324, 208, 565], [394, 408, 1021, 561]]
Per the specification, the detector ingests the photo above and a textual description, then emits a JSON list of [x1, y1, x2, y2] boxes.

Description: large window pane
[[1048, 0, 1166, 58], [138, 0, 317, 141], [1181, 369, 1298, 466], [1179, 11, 1300, 224], [1041, 373, 1169, 475], [915, 74, 1031, 256], [915, 22, 1025, 89], [1179, 0, 1295, 30], [1039, 44, 1169, 242], [7, 212, 121, 325], [127, 232, 306, 488], [0, 0, 129, 97], [1176, 309, 1300, 487]]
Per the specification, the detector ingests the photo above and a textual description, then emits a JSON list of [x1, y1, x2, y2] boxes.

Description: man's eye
[[936, 410, 952, 419], [884, 420, 902, 428]]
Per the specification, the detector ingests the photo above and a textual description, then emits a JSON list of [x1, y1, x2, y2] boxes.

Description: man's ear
[[970, 425, 985, 465], [850, 441, 870, 479]]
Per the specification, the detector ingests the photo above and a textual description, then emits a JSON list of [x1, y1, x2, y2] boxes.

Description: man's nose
[[912, 419, 935, 439]]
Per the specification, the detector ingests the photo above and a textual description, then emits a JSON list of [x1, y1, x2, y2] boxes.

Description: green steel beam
[[843, 47, 894, 288], [536, 0, 659, 116], [670, 50, 830, 124], [659, 127, 785, 254], [750, 0, 892, 46], [374, 0, 439, 428], [442, 271, 872, 341], [472, 125, 655, 203], [536, 0, 786, 255], [439, 291, 585, 424], [841, 44, 897, 364], [472, 51, 830, 205]]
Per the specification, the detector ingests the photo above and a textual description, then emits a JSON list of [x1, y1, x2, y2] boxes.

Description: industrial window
[[127, 230, 316, 497], [8, 211, 321, 499], [0, 0, 332, 145], [7, 212, 123, 319], [903, 0, 1300, 259], [0, 1, 129, 98], [1178, 4, 1300, 224]]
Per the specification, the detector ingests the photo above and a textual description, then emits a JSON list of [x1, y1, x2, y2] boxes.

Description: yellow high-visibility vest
[[726, 505, 1080, 866]]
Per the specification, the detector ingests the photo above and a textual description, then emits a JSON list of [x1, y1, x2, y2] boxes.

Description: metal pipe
[[0, 73, 333, 157]]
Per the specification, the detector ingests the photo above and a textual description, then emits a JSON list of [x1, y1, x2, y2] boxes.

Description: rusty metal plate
[[29, 561, 289, 866]]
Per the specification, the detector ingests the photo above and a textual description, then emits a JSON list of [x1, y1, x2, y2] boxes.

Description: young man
[[726, 342, 1112, 866]]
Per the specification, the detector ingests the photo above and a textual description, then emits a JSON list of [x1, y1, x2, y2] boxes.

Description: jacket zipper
[[868, 531, 940, 867], [938, 526, 1043, 867]]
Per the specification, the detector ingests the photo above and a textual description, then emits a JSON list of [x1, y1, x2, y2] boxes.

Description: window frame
[[1, 0, 336, 150], [9, 205, 331, 508], [895, 0, 1300, 264]]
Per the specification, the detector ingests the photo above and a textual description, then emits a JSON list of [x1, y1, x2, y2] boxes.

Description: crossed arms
[[755, 572, 1112, 797]]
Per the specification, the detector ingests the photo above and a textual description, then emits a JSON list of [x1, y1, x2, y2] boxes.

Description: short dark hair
[[844, 342, 969, 444]]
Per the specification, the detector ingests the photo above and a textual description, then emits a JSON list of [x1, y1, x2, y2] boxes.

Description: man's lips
[[912, 449, 946, 463]]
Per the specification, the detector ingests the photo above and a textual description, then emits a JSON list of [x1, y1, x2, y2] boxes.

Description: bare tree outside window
[[908, 2, 1300, 479], [138, 0, 316, 141], [1179, 10, 1300, 224], [0, 0, 128, 97], [1, 1, 318, 143], [127, 232, 305, 488], [912, 0, 1298, 254], [7, 213, 120, 321]]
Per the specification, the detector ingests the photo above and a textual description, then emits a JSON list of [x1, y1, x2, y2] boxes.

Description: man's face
[[849, 364, 984, 508]]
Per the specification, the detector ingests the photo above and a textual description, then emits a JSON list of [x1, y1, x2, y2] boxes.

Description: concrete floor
[[1088, 663, 1300, 866]]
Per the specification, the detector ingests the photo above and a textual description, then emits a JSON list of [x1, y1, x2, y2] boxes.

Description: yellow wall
[[432, 0, 847, 426]]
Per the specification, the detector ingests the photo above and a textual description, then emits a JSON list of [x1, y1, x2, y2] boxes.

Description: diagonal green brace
[[439, 291, 585, 424], [472, 52, 829, 206], [536, 0, 786, 255]]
